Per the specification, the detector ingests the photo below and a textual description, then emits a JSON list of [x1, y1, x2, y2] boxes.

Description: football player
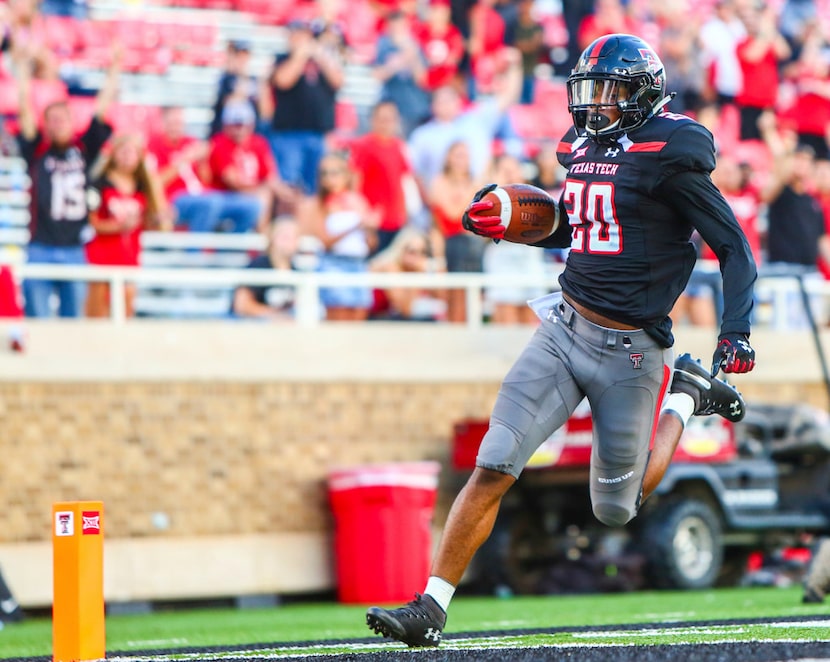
[[367, 33, 757, 647]]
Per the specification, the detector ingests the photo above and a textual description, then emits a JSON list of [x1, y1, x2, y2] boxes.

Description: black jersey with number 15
[[537, 111, 756, 348]]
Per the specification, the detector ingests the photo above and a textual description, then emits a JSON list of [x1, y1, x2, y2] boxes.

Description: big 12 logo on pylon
[[81, 511, 101, 535]]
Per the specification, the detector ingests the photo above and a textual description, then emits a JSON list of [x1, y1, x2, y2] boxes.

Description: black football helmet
[[567, 33, 668, 142]]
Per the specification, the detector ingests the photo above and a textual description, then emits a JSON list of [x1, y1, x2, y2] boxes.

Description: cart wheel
[[638, 497, 724, 589]]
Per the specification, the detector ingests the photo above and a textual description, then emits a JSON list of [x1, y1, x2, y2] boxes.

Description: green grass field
[[0, 586, 827, 659]]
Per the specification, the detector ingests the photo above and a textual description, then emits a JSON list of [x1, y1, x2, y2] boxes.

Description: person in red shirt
[[146, 105, 209, 211], [199, 99, 294, 233], [468, 0, 507, 95], [576, 0, 641, 53], [712, 154, 763, 265], [413, 0, 465, 92], [734, 3, 791, 141], [85, 132, 170, 318], [350, 100, 415, 254], [778, 26, 830, 160]]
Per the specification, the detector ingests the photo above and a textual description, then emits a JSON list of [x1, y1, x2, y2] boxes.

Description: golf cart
[[452, 400, 830, 593]]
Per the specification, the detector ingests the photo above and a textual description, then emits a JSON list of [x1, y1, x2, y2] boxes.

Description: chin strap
[[649, 92, 676, 118]]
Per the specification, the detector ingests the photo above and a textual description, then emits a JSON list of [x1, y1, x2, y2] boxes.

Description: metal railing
[[7, 259, 830, 330], [10, 262, 566, 328]]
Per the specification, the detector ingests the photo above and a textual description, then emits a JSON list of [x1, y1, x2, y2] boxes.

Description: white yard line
[[107, 619, 830, 661]]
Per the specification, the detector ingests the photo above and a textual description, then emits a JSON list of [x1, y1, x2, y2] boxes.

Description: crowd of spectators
[[2, 0, 830, 328]]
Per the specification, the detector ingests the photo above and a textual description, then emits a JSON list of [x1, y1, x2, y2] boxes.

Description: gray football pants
[[476, 295, 673, 527]]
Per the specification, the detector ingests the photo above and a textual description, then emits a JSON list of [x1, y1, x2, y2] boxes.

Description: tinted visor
[[569, 78, 629, 108]]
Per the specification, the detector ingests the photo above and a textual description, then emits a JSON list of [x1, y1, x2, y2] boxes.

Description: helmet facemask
[[568, 73, 657, 142]]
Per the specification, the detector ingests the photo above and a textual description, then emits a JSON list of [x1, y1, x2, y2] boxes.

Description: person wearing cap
[[265, 17, 344, 194], [209, 38, 267, 137], [187, 100, 293, 234]]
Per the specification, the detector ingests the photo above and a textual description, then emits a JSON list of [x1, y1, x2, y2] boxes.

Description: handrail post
[[294, 275, 318, 327], [110, 272, 126, 324], [466, 279, 483, 330]]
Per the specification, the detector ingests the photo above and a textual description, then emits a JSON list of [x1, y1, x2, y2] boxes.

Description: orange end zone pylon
[[52, 501, 105, 662]]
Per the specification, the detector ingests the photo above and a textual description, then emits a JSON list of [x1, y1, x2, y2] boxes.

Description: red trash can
[[328, 461, 441, 604]]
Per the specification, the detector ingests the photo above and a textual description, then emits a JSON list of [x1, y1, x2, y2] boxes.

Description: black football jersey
[[19, 117, 113, 248], [538, 112, 756, 347]]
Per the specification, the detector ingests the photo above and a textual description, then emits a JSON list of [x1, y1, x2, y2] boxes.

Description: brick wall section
[[1, 321, 827, 544], [2, 379, 828, 543], [0, 380, 498, 542]]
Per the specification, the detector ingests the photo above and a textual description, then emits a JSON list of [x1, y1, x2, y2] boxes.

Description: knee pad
[[476, 423, 521, 477], [592, 500, 636, 528]]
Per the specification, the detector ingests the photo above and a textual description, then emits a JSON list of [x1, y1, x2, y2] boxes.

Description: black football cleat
[[366, 593, 446, 647], [672, 353, 746, 423]]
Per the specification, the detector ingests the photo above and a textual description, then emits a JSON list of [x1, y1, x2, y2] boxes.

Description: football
[[479, 183, 560, 244]]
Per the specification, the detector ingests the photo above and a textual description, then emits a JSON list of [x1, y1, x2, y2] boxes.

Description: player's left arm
[[655, 124, 757, 374]]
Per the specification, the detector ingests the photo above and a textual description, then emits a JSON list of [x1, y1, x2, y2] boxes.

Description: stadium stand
[[2, 0, 827, 321], [0, 157, 31, 267], [133, 231, 266, 318], [0, 0, 383, 319]]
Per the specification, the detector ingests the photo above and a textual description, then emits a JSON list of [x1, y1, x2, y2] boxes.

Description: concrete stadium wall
[[0, 321, 826, 607]]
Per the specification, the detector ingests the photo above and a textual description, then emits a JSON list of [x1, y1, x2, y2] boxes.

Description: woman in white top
[[298, 152, 379, 320]]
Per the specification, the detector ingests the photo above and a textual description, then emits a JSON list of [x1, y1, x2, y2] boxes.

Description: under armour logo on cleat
[[730, 400, 742, 416], [424, 628, 442, 642]]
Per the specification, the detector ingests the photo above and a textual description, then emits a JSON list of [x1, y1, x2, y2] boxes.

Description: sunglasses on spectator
[[319, 168, 346, 177]]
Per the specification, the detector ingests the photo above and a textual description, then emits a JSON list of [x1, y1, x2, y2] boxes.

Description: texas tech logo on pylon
[[55, 511, 74, 536], [82, 511, 101, 535]]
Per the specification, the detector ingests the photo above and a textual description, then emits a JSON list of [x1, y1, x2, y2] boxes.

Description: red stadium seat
[[235, 0, 302, 24], [0, 79, 19, 116], [533, 78, 568, 108], [30, 79, 70, 119], [733, 140, 771, 168], [67, 99, 163, 138], [75, 19, 114, 51], [172, 22, 221, 66], [41, 15, 81, 62], [715, 104, 740, 148], [0, 80, 69, 130], [109, 104, 164, 136]]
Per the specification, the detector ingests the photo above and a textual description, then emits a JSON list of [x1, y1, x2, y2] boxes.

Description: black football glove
[[711, 332, 755, 376], [461, 184, 503, 239]]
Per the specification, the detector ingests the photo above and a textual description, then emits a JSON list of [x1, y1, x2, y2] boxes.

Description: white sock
[[424, 576, 455, 613], [663, 392, 695, 427]]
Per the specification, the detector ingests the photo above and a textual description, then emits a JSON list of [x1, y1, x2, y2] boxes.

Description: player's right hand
[[462, 184, 504, 239]]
